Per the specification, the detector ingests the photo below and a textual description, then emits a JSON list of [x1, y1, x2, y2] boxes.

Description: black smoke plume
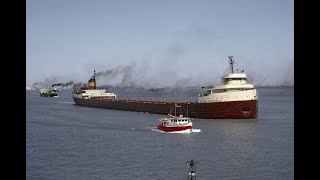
[[51, 81, 74, 87], [93, 63, 136, 87]]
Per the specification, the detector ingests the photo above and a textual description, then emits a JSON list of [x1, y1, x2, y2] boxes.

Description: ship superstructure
[[198, 56, 257, 104], [72, 70, 117, 100]]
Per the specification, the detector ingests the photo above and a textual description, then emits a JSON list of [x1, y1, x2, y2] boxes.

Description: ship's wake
[[152, 128, 201, 133]]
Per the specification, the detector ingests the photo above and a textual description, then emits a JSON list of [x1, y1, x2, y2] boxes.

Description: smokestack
[[88, 69, 96, 89]]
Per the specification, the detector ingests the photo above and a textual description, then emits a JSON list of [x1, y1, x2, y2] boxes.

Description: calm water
[[26, 86, 294, 180]]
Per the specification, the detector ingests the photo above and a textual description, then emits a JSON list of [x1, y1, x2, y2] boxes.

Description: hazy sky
[[26, 0, 294, 88]]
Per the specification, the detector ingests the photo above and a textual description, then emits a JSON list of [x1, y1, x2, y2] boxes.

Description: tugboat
[[40, 87, 58, 97], [157, 103, 193, 132]]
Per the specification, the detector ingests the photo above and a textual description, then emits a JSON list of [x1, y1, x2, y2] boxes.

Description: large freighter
[[72, 56, 258, 119]]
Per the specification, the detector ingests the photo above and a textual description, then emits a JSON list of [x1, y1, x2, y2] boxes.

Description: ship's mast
[[175, 103, 177, 117], [174, 88, 177, 117], [187, 103, 189, 117], [228, 56, 234, 74]]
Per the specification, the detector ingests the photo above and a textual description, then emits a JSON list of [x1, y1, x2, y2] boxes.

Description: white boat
[[157, 103, 193, 132]]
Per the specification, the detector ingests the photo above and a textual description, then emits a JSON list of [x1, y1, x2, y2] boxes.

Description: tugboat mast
[[228, 56, 234, 73]]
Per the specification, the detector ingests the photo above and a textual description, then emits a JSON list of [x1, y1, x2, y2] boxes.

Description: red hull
[[157, 124, 192, 132], [73, 97, 257, 119]]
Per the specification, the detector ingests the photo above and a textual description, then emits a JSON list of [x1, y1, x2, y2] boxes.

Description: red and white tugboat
[[157, 103, 193, 132]]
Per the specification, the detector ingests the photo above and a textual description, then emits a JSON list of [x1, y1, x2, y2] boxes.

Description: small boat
[[157, 103, 193, 132], [40, 87, 58, 97]]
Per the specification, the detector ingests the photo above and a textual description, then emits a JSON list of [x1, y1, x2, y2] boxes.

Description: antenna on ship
[[186, 159, 198, 180], [187, 103, 189, 118], [228, 56, 234, 73], [174, 85, 177, 117]]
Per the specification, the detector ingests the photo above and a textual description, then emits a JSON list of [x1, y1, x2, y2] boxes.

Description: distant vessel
[[40, 87, 58, 97], [72, 56, 258, 119], [26, 84, 32, 91], [157, 103, 193, 132], [147, 88, 165, 92]]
